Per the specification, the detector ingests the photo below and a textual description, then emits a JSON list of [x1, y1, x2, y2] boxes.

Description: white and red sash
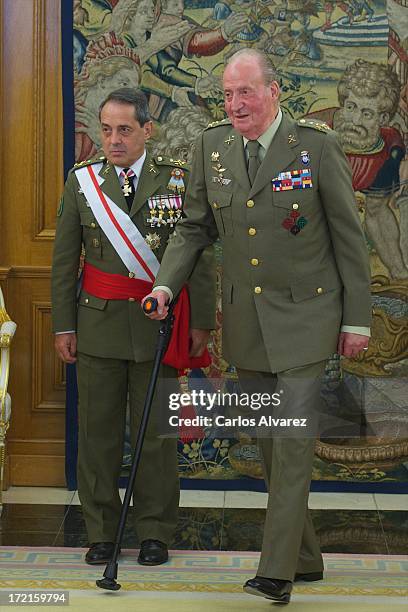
[[75, 163, 159, 282]]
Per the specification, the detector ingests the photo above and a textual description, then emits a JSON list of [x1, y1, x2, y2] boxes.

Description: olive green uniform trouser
[[237, 360, 326, 581], [77, 353, 179, 545]]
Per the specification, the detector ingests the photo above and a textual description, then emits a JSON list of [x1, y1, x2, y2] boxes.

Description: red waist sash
[[82, 262, 211, 371]]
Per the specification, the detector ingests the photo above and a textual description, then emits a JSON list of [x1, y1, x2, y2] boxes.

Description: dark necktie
[[247, 140, 261, 185], [120, 167, 136, 211]]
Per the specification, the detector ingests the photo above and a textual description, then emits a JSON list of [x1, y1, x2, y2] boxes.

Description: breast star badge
[[145, 233, 161, 250]]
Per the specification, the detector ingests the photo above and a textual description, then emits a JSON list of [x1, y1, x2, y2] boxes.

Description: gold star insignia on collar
[[224, 135, 235, 145], [288, 134, 297, 144]]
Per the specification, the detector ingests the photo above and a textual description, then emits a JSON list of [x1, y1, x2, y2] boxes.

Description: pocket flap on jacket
[[291, 272, 342, 303], [273, 190, 314, 210], [207, 189, 232, 209], [79, 211, 99, 227], [78, 292, 107, 310]]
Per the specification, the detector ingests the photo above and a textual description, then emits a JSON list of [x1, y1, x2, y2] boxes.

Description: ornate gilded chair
[[0, 286, 17, 515]]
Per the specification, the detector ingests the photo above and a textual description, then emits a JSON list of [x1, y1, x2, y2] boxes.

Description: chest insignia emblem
[[145, 232, 161, 250], [282, 210, 308, 235], [272, 168, 312, 191]]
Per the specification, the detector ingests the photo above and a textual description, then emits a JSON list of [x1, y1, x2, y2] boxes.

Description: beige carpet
[[0, 547, 407, 610]]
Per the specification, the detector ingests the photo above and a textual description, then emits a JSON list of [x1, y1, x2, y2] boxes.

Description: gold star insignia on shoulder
[[73, 156, 105, 169], [206, 118, 231, 130], [154, 155, 187, 167], [73, 159, 89, 168], [297, 118, 331, 133]]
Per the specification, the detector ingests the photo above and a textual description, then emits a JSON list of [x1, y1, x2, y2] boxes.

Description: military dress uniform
[[153, 113, 372, 581], [52, 151, 215, 545]]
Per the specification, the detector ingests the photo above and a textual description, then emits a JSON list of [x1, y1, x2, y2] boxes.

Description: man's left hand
[[190, 328, 210, 357], [338, 332, 369, 358]]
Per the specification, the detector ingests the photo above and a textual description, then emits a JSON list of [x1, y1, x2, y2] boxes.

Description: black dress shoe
[[85, 542, 119, 565], [294, 571, 323, 582], [243, 576, 292, 603], [138, 539, 168, 566]]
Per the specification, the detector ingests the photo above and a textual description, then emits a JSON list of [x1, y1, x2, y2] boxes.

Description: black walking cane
[[96, 296, 175, 591]]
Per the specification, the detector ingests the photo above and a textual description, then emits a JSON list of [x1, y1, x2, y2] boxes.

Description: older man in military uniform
[[143, 50, 371, 603], [52, 88, 215, 566]]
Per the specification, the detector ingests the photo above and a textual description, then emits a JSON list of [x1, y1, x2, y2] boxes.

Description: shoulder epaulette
[[154, 155, 188, 168], [205, 118, 232, 130], [297, 118, 331, 133], [73, 155, 106, 169]]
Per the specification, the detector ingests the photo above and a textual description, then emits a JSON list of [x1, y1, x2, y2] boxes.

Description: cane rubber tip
[[96, 578, 121, 591]]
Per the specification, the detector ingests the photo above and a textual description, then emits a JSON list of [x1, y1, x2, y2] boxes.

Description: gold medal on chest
[[167, 168, 185, 193]]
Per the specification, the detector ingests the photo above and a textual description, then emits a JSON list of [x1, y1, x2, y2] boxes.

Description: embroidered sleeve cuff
[[341, 325, 371, 337], [154, 285, 173, 301], [55, 330, 76, 334]]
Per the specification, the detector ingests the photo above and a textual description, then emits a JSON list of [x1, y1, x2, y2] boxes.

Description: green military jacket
[[154, 113, 372, 372], [51, 151, 216, 361]]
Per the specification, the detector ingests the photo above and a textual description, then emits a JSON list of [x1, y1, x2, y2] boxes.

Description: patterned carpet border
[[0, 548, 407, 596]]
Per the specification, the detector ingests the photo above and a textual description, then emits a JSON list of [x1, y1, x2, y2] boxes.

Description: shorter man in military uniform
[[52, 88, 215, 565], [143, 51, 371, 602]]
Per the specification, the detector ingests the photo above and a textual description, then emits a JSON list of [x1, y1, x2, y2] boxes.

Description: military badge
[[57, 196, 64, 217], [212, 160, 231, 186], [145, 233, 161, 250], [224, 135, 235, 145], [167, 168, 185, 193], [122, 181, 132, 197], [157, 206, 166, 227], [288, 134, 297, 144], [147, 197, 159, 227], [164, 194, 183, 227], [211, 152, 220, 162], [300, 151, 310, 165], [212, 176, 231, 186], [282, 210, 308, 235], [272, 169, 312, 191], [147, 195, 182, 227]]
